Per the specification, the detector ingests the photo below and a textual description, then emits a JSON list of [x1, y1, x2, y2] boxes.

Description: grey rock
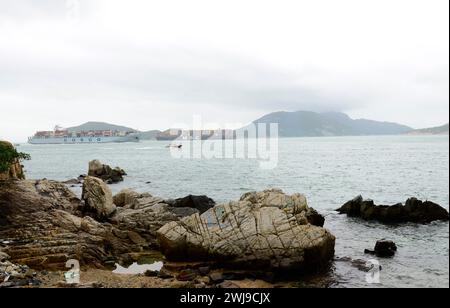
[[110, 190, 201, 248], [82, 176, 116, 221], [88, 160, 126, 184], [158, 189, 335, 272], [365, 240, 397, 258], [113, 189, 140, 207], [0, 180, 143, 270], [169, 195, 216, 214], [63, 178, 82, 185], [337, 196, 449, 224]]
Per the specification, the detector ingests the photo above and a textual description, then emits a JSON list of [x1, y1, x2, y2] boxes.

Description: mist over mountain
[[248, 111, 413, 137], [65, 113, 441, 140], [139, 130, 162, 140], [407, 123, 449, 135], [67, 122, 138, 133]]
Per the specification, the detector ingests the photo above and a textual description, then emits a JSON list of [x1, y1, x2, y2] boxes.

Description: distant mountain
[[407, 123, 449, 135], [245, 111, 413, 137], [63, 113, 421, 141], [67, 122, 137, 133], [139, 130, 161, 140]]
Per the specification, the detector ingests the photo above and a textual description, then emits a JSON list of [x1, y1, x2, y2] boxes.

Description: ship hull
[[28, 134, 140, 144]]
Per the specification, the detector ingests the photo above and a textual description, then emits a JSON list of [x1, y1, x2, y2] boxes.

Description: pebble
[[176, 269, 197, 282], [0, 260, 41, 288], [157, 268, 174, 279], [144, 270, 158, 277]]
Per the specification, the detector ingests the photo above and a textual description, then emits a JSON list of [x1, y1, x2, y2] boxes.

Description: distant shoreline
[[9, 133, 450, 145]]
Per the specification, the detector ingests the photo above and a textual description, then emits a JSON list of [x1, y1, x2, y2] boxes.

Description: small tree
[[0, 142, 31, 173]]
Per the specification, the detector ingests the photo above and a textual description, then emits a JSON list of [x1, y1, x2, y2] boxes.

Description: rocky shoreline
[[336, 195, 449, 224], [1, 156, 449, 288]]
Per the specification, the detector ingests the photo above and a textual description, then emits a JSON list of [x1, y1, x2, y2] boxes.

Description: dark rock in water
[[337, 195, 449, 224], [305, 208, 325, 227], [365, 240, 397, 258], [88, 160, 126, 184], [167, 195, 216, 214], [158, 189, 335, 273], [335, 256, 383, 272], [63, 175, 87, 185], [63, 178, 82, 185], [351, 259, 373, 272]]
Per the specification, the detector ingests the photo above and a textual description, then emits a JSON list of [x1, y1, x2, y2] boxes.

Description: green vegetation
[[0, 142, 30, 173]]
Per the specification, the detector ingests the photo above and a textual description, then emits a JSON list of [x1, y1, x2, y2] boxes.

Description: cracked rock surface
[[110, 191, 199, 248], [157, 189, 335, 272], [0, 180, 143, 270]]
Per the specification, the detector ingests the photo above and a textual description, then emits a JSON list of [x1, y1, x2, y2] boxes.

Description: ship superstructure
[[28, 126, 140, 144]]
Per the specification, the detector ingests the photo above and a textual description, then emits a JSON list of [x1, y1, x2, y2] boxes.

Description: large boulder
[[157, 189, 335, 272], [88, 160, 126, 184], [113, 189, 141, 207], [166, 195, 216, 214], [110, 191, 199, 248], [0, 180, 142, 270], [82, 176, 116, 221], [239, 189, 325, 227], [337, 196, 449, 224], [365, 240, 397, 258]]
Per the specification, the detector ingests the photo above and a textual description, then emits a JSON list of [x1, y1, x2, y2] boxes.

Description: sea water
[[20, 135, 449, 288]]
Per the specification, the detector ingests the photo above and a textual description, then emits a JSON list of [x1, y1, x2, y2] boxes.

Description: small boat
[[166, 144, 183, 149]]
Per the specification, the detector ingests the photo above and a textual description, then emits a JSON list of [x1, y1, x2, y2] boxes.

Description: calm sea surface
[[20, 135, 449, 288]]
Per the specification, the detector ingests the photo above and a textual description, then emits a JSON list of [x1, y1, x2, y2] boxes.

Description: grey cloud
[[0, 0, 66, 19], [0, 0, 448, 141], [0, 44, 362, 113], [0, 0, 97, 21]]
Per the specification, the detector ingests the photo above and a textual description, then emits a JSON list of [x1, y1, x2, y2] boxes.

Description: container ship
[[28, 126, 140, 144], [156, 129, 235, 141]]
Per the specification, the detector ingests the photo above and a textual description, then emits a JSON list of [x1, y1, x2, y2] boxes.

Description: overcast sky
[[0, 0, 449, 142]]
